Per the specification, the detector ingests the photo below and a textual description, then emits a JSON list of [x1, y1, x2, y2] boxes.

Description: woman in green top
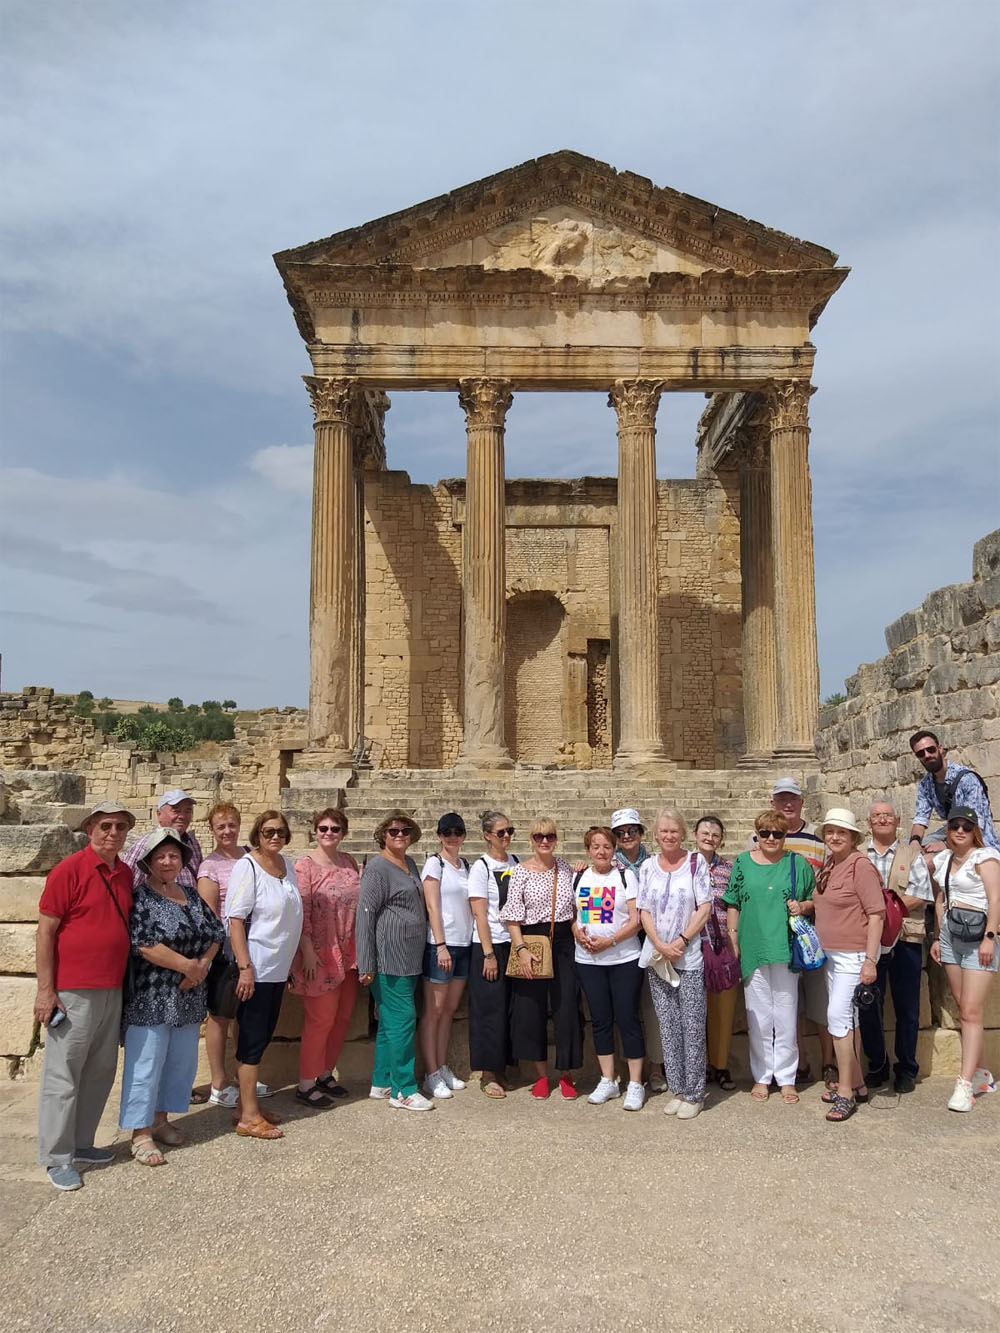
[[722, 811, 816, 1103]]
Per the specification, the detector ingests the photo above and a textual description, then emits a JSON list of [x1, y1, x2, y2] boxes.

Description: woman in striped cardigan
[[355, 809, 432, 1112]]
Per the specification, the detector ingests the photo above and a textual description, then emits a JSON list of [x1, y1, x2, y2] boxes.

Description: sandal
[[480, 1077, 506, 1099], [822, 1064, 839, 1090], [231, 1108, 282, 1127], [825, 1094, 857, 1122], [189, 1087, 210, 1104], [779, 1086, 800, 1104], [151, 1122, 184, 1146], [796, 1065, 811, 1083], [315, 1076, 349, 1098], [822, 1086, 868, 1105], [235, 1114, 284, 1139], [854, 1086, 870, 1104], [713, 1068, 736, 1091], [131, 1137, 166, 1166], [295, 1084, 334, 1108], [750, 1083, 769, 1101]]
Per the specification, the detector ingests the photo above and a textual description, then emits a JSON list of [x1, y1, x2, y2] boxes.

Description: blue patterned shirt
[[914, 763, 998, 850]]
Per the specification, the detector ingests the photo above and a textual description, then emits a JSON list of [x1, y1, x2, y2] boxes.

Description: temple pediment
[[276, 150, 840, 278]]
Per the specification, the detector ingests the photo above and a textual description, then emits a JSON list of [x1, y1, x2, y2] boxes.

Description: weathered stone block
[[1, 770, 85, 804], [0, 825, 80, 874], [0, 976, 37, 1056], [0, 876, 45, 922], [885, 609, 922, 652], [0, 923, 35, 973]]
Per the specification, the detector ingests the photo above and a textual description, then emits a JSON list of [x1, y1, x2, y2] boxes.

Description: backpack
[[933, 766, 990, 820]]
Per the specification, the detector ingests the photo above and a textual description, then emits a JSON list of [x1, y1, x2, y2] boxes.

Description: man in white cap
[[123, 789, 203, 890], [35, 801, 136, 1190], [750, 778, 834, 1086]]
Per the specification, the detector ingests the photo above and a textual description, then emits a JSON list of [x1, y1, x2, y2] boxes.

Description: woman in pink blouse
[[500, 816, 583, 1099], [196, 802, 246, 1107], [290, 808, 361, 1107]]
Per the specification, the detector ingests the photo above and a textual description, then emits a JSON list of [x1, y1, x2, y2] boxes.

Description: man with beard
[[908, 730, 997, 852]]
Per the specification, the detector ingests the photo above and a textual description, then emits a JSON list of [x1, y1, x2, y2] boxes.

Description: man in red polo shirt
[[35, 800, 135, 1191]]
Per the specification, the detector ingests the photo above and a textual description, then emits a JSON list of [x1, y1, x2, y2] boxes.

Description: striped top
[[355, 854, 426, 977]]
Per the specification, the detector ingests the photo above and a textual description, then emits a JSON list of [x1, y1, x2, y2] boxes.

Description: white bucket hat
[[611, 807, 644, 832], [819, 807, 861, 836]]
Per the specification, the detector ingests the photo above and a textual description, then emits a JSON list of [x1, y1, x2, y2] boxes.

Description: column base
[[738, 751, 778, 768], [613, 745, 670, 772], [772, 745, 819, 761], [456, 747, 514, 772]]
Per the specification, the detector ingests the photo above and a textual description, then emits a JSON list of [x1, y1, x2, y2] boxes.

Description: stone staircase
[[282, 765, 813, 859]]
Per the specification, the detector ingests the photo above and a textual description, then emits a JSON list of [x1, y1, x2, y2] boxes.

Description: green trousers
[[371, 973, 419, 1097]]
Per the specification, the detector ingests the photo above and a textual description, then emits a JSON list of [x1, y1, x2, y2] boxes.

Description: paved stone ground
[[1, 1043, 998, 1333]]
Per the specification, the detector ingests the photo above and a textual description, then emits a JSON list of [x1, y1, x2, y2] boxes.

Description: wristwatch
[[987, 931, 996, 941], [483, 950, 496, 960]]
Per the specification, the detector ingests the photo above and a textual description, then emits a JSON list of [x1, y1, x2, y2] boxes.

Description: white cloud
[[248, 445, 313, 495]]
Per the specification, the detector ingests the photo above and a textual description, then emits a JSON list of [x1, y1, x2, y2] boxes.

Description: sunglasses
[[261, 828, 288, 840], [386, 827, 413, 838], [96, 820, 131, 832], [914, 746, 938, 758], [948, 820, 976, 834], [316, 824, 344, 834], [532, 832, 557, 844], [492, 826, 514, 838], [616, 826, 642, 837], [757, 829, 785, 840], [439, 827, 465, 838]]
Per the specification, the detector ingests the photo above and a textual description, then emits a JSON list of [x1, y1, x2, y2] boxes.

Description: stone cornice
[[274, 151, 840, 274]]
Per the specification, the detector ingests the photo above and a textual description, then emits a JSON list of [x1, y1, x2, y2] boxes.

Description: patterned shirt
[[702, 853, 735, 939], [914, 763, 998, 850], [501, 858, 576, 926], [124, 827, 204, 890], [124, 883, 224, 1029], [355, 854, 426, 977], [289, 855, 360, 995]]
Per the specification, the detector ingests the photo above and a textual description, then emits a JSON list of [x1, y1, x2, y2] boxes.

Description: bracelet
[[434, 941, 446, 948], [239, 964, 253, 972], [909, 836, 923, 845], [515, 944, 529, 954], [483, 951, 496, 960], [679, 933, 690, 946], [864, 956, 877, 965]]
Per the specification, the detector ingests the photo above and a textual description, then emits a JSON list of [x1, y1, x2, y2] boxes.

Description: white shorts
[[825, 949, 866, 1039]]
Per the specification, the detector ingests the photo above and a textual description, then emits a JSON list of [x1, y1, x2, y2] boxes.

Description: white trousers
[[744, 963, 799, 1086]]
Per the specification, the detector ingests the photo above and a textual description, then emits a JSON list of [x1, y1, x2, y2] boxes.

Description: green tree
[[222, 699, 237, 710], [137, 705, 159, 717], [823, 691, 847, 707], [77, 690, 94, 702], [98, 697, 113, 709], [167, 697, 184, 712], [202, 699, 222, 713]]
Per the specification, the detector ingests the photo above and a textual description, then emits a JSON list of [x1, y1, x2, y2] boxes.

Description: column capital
[[458, 378, 513, 428], [765, 380, 814, 432], [736, 422, 771, 472], [304, 375, 360, 426], [608, 379, 665, 430]]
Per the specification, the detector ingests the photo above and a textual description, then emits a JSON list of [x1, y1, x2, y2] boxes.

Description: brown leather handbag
[[505, 865, 558, 980]]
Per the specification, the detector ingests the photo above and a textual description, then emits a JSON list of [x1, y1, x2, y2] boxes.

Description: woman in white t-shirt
[[573, 826, 645, 1112], [418, 813, 474, 1101], [466, 809, 519, 1099], [929, 806, 1000, 1112]]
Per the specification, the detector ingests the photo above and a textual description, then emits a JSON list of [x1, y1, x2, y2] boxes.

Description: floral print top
[[288, 854, 361, 995], [124, 883, 225, 1029]]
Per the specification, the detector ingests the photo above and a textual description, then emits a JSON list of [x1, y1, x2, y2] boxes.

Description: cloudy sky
[[2, 0, 997, 711]]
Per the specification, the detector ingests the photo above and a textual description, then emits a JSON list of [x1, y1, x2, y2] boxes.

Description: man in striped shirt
[[123, 789, 203, 890]]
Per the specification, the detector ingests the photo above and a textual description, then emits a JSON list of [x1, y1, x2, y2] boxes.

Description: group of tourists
[[33, 727, 999, 1190]]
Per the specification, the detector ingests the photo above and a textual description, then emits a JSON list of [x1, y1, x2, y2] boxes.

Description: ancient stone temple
[[273, 151, 848, 773]]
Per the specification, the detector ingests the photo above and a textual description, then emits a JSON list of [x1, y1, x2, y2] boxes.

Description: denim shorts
[[939, 920, 999, 972], [423, 943, 472, 983]]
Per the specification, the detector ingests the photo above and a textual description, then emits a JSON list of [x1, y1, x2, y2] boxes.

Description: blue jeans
[[858, 941, 923, 1080], [119, 1022, 201, 1128]]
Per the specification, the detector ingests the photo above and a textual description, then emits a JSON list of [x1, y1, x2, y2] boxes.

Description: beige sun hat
[[819, 807, 861, 836], [79, 800, 136, 833]]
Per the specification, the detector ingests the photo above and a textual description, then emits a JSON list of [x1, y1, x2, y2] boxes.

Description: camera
[[853, 982, 877, 1010]]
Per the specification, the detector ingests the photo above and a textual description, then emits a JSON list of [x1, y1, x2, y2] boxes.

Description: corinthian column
[[739, 425, 778, 758], [458, 378, 513, 768], [767, 380, 820, 755], [609, 379, 666, 765], [305, 375, 361, 757]]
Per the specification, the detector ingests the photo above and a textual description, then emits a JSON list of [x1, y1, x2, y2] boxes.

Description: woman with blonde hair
[[355, 810, 431, 1111], [812, 809, 884, 1123], [196, 801, 245, 1107], [638, 808, 712, 1119], [501, 817, 582, 1099], [929, 807, 1000, 1112], [290, 808, 361, 1107]]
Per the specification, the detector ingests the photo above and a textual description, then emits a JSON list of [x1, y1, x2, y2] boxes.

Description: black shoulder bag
[[944, 854, 987, 943]]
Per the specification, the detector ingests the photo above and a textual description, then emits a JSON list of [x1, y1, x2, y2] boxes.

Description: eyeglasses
[[532, 832, 557, 844], [616, 826, 641, 837], [96, 820, 131, 832], [948, 820, 976, 834], [870, 813, 896, 821], [386, 827, 412, 838], [439, 827, 464, 838], [260, 828, 288, 840], [316, 824, 344, 834], [757, 829, 785, 840], [492, 826, 514, 838], [914, 746, 938, 758]]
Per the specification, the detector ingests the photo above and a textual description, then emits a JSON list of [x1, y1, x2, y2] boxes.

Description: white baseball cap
[[157, 788, 194, 809]]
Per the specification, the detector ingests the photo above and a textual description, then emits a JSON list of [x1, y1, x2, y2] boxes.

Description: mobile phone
[[48, 1006, 67, 1029]]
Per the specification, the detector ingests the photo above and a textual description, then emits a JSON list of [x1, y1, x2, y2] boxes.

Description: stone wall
[[812, 529, 1000, 818], [363, 470, 743, 769]]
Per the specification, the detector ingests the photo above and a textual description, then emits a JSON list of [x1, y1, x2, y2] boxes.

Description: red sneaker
[[530, 1076, 550, 1099], [559, 1076, 578, 1100]]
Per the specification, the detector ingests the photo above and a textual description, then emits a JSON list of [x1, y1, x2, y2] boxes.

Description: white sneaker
[[369, 1085, 391, 1100], [208, 1084, 239, 1107], [972, 1068, 996, 1095], [389, 1091, 435, 1112], [649, 1071, 668, 1094], [440, 1064, 466, 1091], [423, 1069, 453, 1099], [588, 1076, 620, 1105], [623, 1081, 646, 1112], [255, 1081, 274, 1098], [947, 1077, 974, 1113], [663, 1097, 682, 1116], [677, 1099, 703, 1120]]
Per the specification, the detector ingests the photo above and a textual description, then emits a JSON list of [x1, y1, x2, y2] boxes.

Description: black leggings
[[576, 959, 645, 1060], [467, 941, 513, 1073], [235, 981, 286, 1065], [508, 920, 583, 1071]]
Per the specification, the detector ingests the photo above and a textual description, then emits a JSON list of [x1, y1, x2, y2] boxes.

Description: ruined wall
[[812, 529, 1000, 819]]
